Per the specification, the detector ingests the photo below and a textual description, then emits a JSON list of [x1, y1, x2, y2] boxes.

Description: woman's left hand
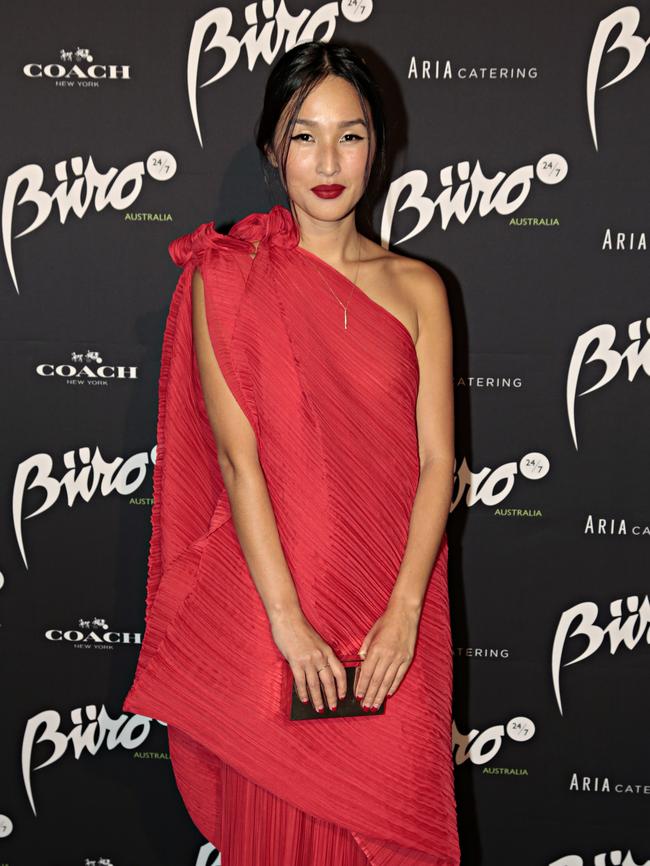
[[355, 599, 422, 710]]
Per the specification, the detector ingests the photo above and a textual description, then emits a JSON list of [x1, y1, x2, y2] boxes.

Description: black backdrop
[[2, 1, 649, 864]]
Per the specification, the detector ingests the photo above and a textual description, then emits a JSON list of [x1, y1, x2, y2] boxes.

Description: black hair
[[254, 41, 387, 221]]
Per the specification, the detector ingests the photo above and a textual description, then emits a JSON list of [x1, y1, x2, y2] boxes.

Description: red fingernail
[[370, 706, 378, 713], [316, 707, 324, 714], [362, 704, 370, 712], [301, 698, 309, 703], [330, 705, 337, 711]]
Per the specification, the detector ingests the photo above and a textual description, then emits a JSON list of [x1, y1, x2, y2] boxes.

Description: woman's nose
[[316, 143, 340, 175]]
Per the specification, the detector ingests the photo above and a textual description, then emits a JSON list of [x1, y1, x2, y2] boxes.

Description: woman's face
[[272, 74, 375, 223]]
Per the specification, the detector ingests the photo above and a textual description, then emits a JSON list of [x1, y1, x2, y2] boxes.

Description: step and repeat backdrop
[[2, 1, 649, 864]]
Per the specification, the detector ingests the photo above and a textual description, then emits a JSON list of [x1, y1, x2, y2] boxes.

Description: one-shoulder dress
[[122, 204, 460, 866]]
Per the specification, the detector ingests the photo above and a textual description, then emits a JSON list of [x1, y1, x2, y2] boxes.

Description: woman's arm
[[192, 265, 301, 620], [356, 262, 454, 709], [191, 266, 347, 710], [388, 262, 455, 613]]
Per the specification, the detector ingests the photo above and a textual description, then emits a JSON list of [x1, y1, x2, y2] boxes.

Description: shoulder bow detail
[[168, 205, 300, 268], [168, 221, 253, 268], [229, 204, 300, 250]]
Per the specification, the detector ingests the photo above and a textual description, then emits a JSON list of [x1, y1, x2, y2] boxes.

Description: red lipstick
[[311, 184, 346, 199]]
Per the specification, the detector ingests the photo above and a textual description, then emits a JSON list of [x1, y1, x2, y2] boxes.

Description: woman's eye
[[289, 133, 365, 143]]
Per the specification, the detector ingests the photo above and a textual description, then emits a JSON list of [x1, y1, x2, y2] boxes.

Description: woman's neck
[[291, 204, 362, 266]]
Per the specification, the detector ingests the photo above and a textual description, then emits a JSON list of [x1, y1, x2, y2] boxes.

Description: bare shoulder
[[362, 237, 449, 343], [389, 250, 447, 314], [364, 237, 446, 296]]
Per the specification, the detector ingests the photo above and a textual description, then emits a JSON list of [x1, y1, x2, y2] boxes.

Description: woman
[[123, 41, 460, 866]]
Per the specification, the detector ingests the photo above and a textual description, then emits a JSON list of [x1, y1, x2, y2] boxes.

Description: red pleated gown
[[122, 204, 460, 866]]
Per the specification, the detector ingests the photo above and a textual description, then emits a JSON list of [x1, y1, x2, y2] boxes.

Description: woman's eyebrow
[[294, 117, 367, 127]]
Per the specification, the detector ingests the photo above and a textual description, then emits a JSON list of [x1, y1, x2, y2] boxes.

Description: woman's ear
[[265, 145, 278, 169]]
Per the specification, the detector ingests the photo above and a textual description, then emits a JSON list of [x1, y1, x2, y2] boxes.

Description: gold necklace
[[319, 233, 362, 330]]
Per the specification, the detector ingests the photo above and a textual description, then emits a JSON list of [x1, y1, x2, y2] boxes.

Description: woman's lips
[[311, 185, 346, 199]]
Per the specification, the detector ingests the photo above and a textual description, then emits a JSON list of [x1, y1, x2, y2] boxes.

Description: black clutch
[[288, 654, 387, 720]]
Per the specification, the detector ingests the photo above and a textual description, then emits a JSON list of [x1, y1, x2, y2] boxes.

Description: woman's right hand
[[269, 607, 346, 712]]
